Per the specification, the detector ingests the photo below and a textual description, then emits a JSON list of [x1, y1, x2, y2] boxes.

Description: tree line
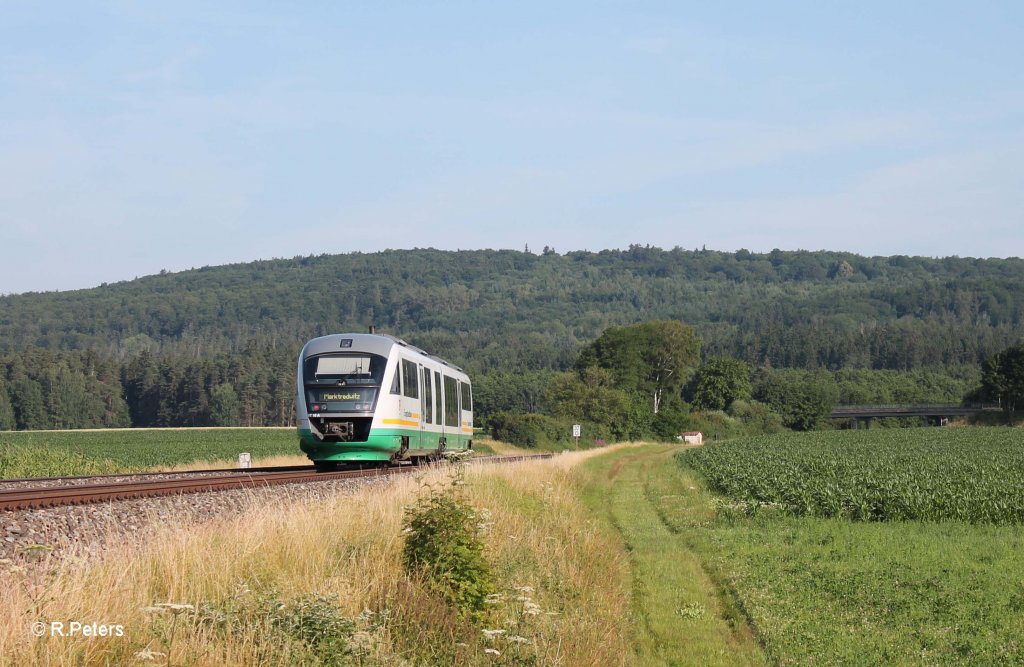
[[483, 321, 1004, 448], [0, 327, 1015, 435], [1, 246, 1023, 433], [2, 247, 1023, 374], [0, 347, 295, 431]]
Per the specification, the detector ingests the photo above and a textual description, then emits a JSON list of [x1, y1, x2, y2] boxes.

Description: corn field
[[682, 428, 1024, 524]]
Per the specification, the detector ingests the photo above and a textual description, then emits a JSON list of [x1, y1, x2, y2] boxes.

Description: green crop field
[[0, 428, 299, 478], [667, 429, 1024, 664], [683, 427, 1024, 524]]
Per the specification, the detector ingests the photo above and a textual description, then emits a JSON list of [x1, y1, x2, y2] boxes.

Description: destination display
[[306, 387, 378, 412]]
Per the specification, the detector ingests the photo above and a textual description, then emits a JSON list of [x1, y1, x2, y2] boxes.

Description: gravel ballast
[[0, 475, 393, 563]]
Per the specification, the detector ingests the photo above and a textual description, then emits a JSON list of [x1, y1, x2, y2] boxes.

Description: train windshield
[[304, 353, 387, 386], [303, 353, 387, 413]]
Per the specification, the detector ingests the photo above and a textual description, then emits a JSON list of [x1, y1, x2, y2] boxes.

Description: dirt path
[[581, 445, 766, 667]]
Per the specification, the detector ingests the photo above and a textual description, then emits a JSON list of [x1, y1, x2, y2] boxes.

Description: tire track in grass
[[585, 446, 766, 667]]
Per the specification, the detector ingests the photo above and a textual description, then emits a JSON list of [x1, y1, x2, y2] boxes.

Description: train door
[[460, 381, 473, 448], [400, 358, 421, 449], [435, 372, 444, 448], [420, 365, 431, 445], [443, 375, 459, 449]]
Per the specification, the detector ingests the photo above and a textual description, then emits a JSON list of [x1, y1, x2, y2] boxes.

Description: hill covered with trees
[[1, 246, 1022, 431]]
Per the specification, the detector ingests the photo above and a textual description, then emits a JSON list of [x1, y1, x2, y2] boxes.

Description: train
[[296, 333, 473, 467]]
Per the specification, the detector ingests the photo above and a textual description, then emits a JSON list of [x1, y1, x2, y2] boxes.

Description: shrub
[[488, 411, 613, 448], [402, 471, 495, 617], [727, 399, 784, 434]]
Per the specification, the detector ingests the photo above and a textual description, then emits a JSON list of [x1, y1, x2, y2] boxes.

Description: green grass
[[0, 428, 298, 478], [683, 427, 1024, 523], [663, 429, 1024, 665], [578, 446, 765, 666], [469, 441, 497, 455]]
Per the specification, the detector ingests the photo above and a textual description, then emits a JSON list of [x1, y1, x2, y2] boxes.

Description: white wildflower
[[133, 648, 166, 661], [507, 635, 530, 644], [522, 601, 542, 615], [482, 629, 505, 639], [347, 630, 375, 654], [484, 648, 501, 656], [154, 602, 194, 614]]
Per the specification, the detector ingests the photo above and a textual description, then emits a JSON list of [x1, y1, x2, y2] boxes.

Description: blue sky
[[1, 1, 1022, 294]]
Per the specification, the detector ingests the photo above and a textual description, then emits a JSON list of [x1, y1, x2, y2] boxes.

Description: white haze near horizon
[[1, 2, 1022, 295]]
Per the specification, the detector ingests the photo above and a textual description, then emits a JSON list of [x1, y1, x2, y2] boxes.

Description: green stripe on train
[[298, 427, 470, 462]]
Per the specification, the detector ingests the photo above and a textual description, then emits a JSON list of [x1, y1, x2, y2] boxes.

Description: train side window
[[401, 359, 419, 399], [389, 364, 400, 395], [460, 382, 472, 411], [434, 373, 442, 420], [443, 375, 459, 426], [423, 368, 433, 423]]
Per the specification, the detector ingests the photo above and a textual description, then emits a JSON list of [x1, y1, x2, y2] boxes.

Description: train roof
[[301, 333, 466, 374]]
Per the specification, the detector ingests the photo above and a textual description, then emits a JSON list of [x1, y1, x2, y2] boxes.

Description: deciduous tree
[[691, 357, 752, 411], [980, 343, 1024, 422], [576, 320, 701, 414]]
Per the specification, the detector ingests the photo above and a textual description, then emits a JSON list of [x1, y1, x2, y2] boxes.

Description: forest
[[0, 246, 1021, 432]]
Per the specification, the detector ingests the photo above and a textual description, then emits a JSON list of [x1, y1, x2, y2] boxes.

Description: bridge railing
[[831, 403, 1001, 415]]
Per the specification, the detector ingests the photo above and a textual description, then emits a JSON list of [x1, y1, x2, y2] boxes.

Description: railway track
[[0, 464, 316, 485], [0, 454, 553, 512]]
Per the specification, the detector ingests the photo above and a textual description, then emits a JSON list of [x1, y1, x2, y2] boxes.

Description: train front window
[[304, 354, 386, 386], [304, 353, 387, 413]]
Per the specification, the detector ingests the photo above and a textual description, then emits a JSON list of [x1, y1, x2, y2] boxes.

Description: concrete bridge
[[830, 404, 1000, 428]]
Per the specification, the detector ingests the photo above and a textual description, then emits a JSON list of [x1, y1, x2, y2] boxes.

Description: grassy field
[[672, 429, 1024, 664], [7, 431, 1021, 664], [577, 446, 764, 666], [0, 428, 300, 478], [0, 430, 519, 478], [1, 449, 632, 666]]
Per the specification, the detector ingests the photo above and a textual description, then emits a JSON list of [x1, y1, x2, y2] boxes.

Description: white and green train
[[296, 333, 473, 466]]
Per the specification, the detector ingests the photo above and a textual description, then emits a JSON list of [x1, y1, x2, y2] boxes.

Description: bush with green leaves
[[487, 411, 611, 448], [402, 471, 495, 617]]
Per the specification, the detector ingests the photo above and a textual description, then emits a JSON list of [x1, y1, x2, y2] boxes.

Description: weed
[[402, 468, 495, 618]]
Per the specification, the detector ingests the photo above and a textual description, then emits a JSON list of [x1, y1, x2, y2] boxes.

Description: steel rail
[[0, 465, 317, 485], [0, 454, 553, 512]]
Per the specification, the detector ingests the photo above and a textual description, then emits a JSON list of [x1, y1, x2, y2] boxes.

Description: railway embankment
[[1, 448, 631, 665], [1, 474, 393, 562]]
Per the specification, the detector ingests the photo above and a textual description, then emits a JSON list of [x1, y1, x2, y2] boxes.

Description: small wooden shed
[[678, 431, 703, 445]]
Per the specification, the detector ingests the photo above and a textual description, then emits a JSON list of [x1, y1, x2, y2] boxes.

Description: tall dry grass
[[1, 446, 631, 666]]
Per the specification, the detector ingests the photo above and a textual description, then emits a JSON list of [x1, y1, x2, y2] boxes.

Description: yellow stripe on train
[[382, 418, 420, 427]]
